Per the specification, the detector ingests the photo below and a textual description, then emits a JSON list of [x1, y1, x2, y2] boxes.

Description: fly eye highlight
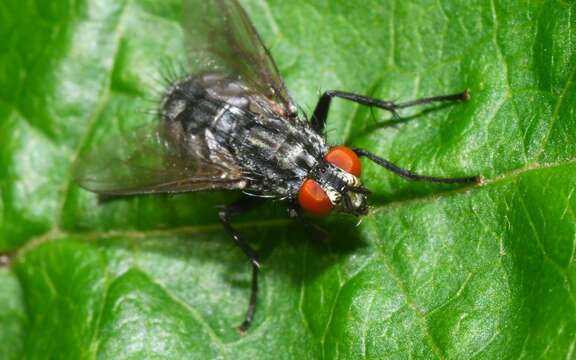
[[298, 179, 333, 216], [325, 146, 361, 177]]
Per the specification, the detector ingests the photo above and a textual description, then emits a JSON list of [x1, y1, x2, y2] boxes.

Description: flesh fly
[[74, 0, 482, 332]]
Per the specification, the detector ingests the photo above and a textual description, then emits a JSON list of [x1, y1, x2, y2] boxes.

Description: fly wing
[[73, 122, 246, 196], [183, 0, 297, 118], [74, 0, 285, 196]]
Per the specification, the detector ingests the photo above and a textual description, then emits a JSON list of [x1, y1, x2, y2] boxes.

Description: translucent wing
[[75, 0, 286, 196], [73, 123, 245, 195], [183, 0, 297, 118]]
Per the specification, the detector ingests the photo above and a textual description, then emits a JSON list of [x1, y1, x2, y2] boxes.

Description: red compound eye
[[298, 179, 333, 216], [325, 146, 361, 177]]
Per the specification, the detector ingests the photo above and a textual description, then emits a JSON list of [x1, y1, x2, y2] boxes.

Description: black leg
[[353, 148, 483, 185], [218, 197, 265, 333], [287, 202, 329, 239], [311, 89, 470, 133]]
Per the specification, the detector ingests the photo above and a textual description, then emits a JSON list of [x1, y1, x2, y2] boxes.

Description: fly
[[73, 0, 483, 333]]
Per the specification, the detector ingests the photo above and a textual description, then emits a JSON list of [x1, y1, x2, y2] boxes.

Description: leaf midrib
[[8, 156, 576, 265]]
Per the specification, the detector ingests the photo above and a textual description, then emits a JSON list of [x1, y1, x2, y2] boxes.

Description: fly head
[[298, 146, 369, 217]]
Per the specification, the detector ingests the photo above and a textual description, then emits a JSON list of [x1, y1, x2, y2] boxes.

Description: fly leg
[[310, 89, 469, 133], [287, 202, 328, 240], [352, 147, 483, 184], [218, 197, 265, 333]]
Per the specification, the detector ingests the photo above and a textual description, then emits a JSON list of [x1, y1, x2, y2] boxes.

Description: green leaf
[[1, 0, 576, 358]]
